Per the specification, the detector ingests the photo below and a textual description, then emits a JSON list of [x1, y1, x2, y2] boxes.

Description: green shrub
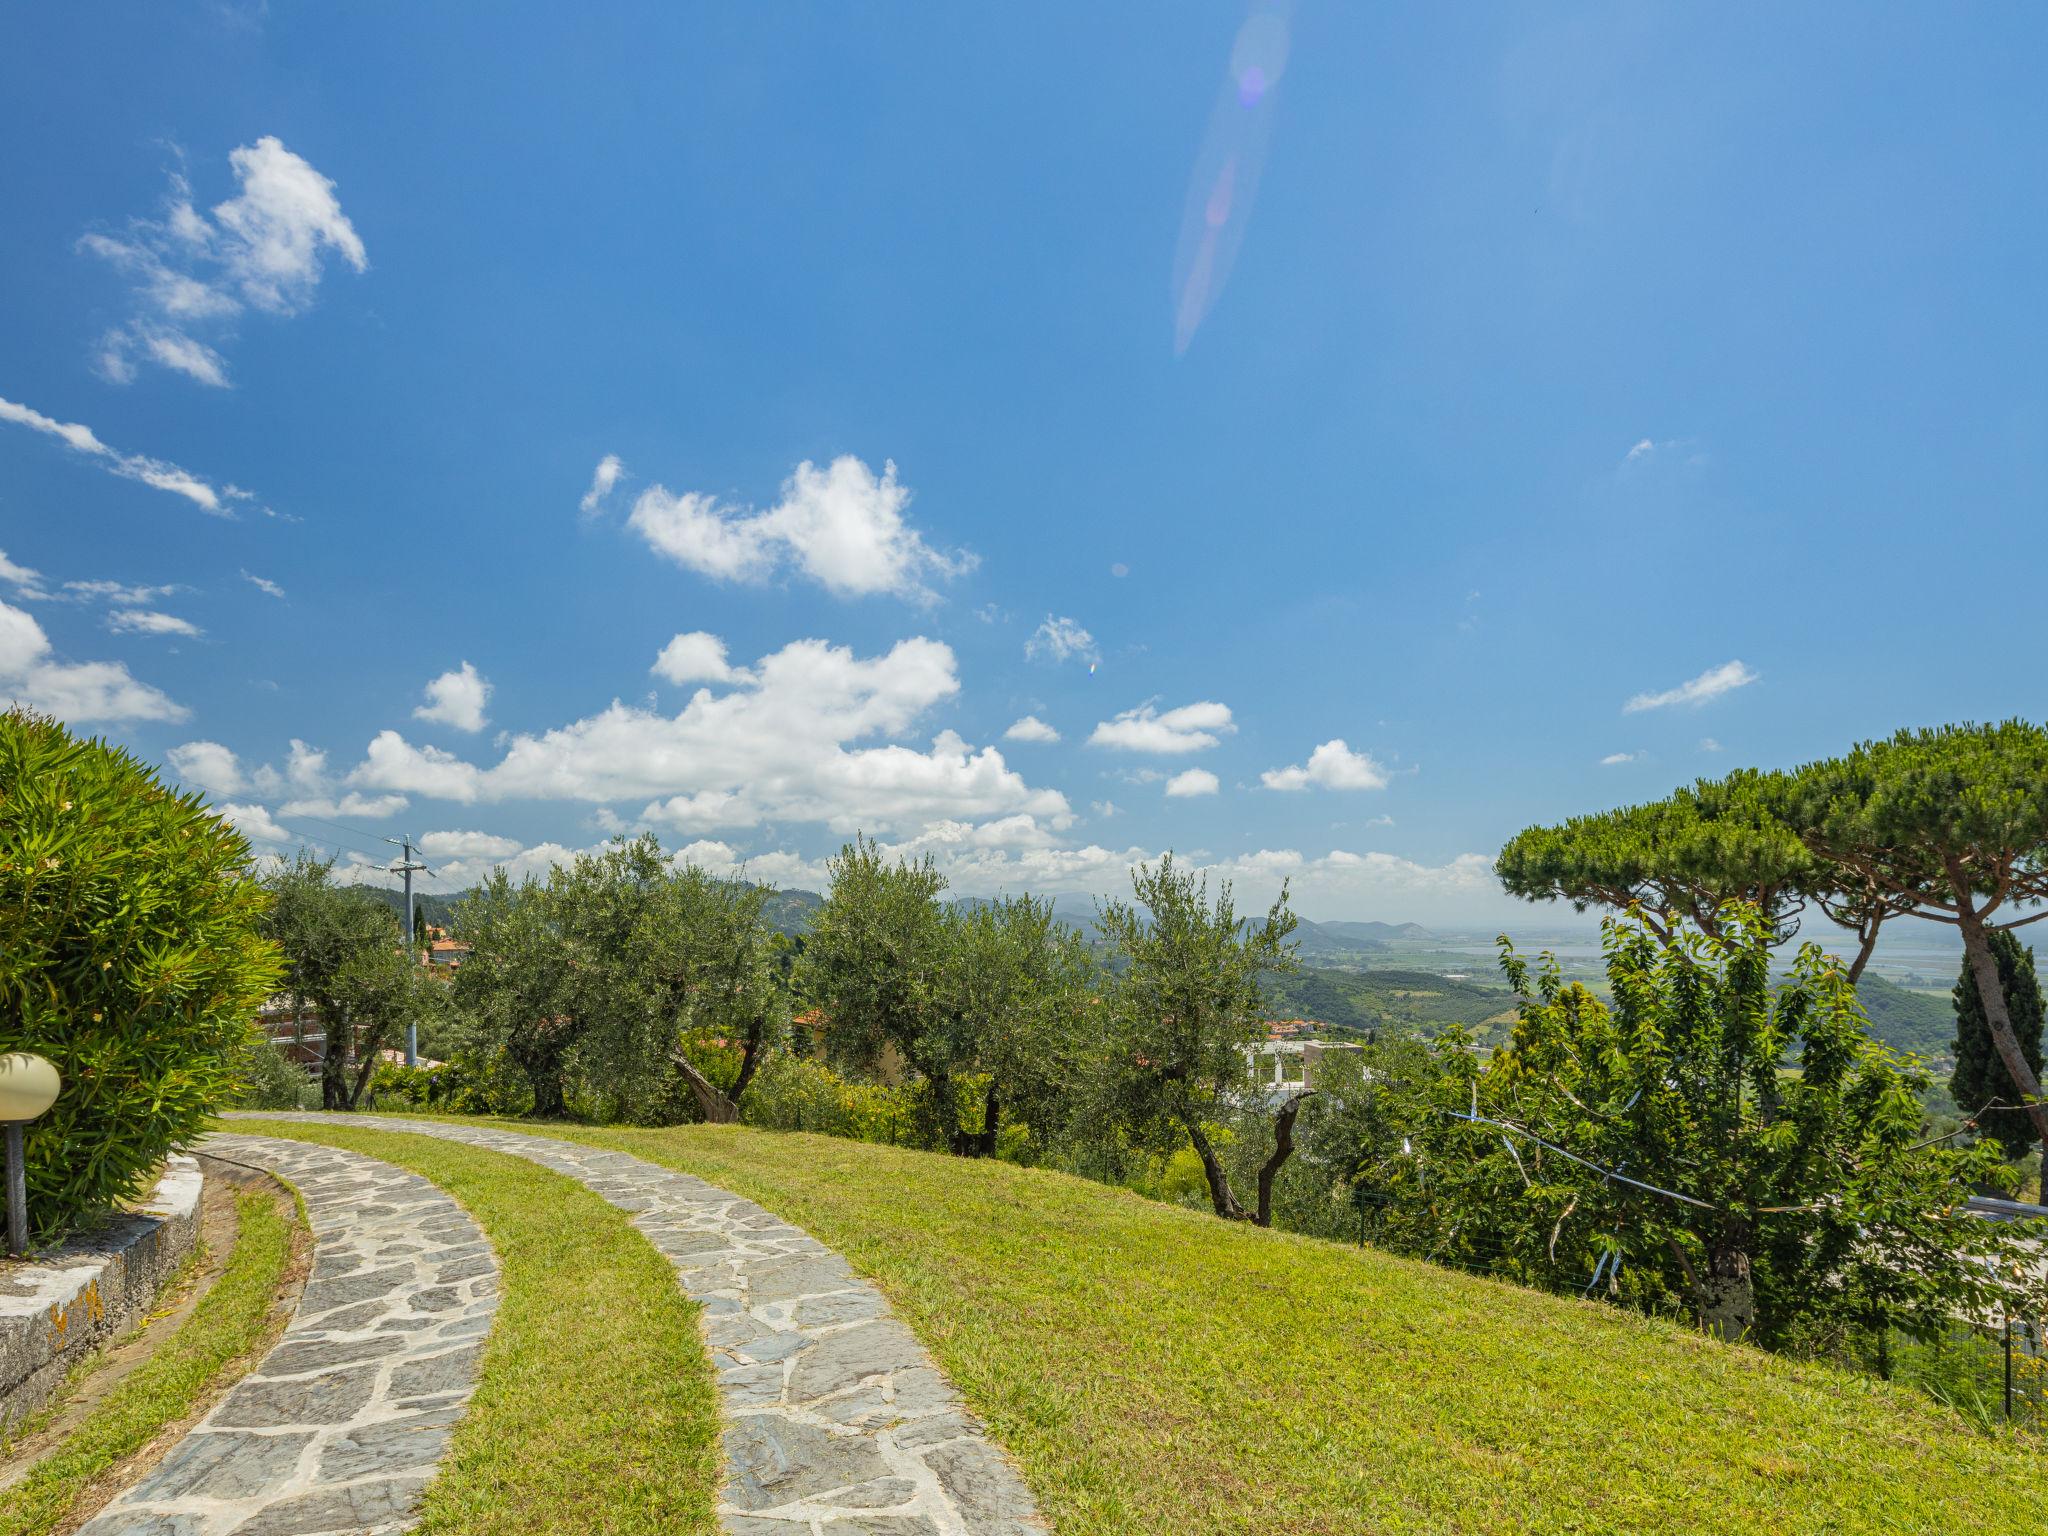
[[0, 711, 282, 1244], [233, 1038, 317, 1111], [741, 1052, 920, 1143], [369, 1050, 531, 1116]]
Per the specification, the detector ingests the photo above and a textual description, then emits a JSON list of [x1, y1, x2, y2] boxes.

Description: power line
[[282, 813, 393, 855]]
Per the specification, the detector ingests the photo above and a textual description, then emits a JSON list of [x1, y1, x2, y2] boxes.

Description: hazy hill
[[354, 886, 464, 930], [1318, 920, 1433, 943], [1853, 974, 1954, 1059], [1261, 965, 1514, 1039]]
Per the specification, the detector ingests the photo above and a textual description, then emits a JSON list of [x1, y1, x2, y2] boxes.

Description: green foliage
[[1951, 930, 2047, 1158], [233, 1038, 317, 1111], [738, 1052, 921, 1144], [0, 710, 281, 1244], [451, 865, 578, 1116], [1852, 973, 1953, 1057], [1495, 789, 1814, 942], [1094, 854, 1298, 1220], [798, 837, 952, 1092], [259, 853, 441, 1111], [1776, 720, 2048, 1153], [451, 836, 790, 1124], [1413, 909, 2045, 1346]]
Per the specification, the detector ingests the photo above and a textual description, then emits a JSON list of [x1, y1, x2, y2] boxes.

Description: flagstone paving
[[239, 1113, 1045, 1536], [77, 1134, 498, 1536]]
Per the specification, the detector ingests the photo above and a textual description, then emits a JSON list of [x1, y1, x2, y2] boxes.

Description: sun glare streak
[[1171, 3, 1292, 356]]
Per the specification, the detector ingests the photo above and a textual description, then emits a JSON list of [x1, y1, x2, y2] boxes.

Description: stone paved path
[[78, 1134, 499, 1536], [239, 1113, 1045, 1536]]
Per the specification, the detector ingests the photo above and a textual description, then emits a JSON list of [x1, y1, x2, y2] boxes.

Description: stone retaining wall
[[0, 1154, 206, 1438]]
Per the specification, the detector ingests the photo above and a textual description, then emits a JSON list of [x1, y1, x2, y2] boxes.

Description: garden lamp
[[0, 1053, 60, 1258]]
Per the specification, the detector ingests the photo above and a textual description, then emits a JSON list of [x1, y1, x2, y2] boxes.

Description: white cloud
[[1004, 714, 1060, 744], [106, 608, 202, 638], [1625, 438, 1657, 463], [1165, 768, 1219, 798], [287, 738, 328, 790], [349, 635, 1071, 839], [1089, 700, 1234, 755], [580, 454, 625, 515], [1623, 660, 1758, 713], [220, 802, 291, 844], [168, 740, 245, 796], [1026, 616, 1099, 667], [83, 137, 367, 385], [413, 661, 491, 733], [652, 631, 741, 687], [242, 570, 286, 599], [626, 456, 972, 602], [0, 550, 46, 599], [1090, 799, 1120, 818], [0, 396, 239, 515], [419, 829, 523, 860], [1600, 751, 1640, 766], [1260, 739, 1388, 792], [1700, 737, 1723, 753], [0, 596, 186, 722], [279, 792, 410, 819], [666, 837, 1511, 927], [65, 579, 181, 605]]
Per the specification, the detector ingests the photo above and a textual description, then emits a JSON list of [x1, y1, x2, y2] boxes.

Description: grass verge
[[469, 1117, 2044, 1536], [0, 1186, 295, 1536], [229, 1119, 722, 1536]]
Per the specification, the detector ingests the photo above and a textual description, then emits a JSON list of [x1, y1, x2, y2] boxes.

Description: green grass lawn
[[0, 1185, 296, 1536], [457, 1117, 2045, 1536], [227, 1120, 722, 1536]]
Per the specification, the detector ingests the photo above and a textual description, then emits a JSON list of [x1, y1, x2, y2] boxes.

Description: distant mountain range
[[627, 884, 1443, 952]]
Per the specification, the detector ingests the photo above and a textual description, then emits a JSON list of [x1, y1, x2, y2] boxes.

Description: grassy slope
[[231, 1120, 722, 1536], [0, 1188, 295, 1536], [480, 1119, 2040, 1536]]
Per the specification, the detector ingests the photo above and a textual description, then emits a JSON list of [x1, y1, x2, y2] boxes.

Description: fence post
[[2005, 1318, 2015, 1422]]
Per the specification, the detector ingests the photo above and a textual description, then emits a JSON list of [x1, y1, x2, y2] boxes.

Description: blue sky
[[2, 3, 2042, 928]]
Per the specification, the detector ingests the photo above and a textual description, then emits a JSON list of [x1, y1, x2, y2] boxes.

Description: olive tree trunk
[[1180, 1114, 1250, 1221], [1254, 1092, 1312, 1228], [1698, 1230, 1756, 1342]]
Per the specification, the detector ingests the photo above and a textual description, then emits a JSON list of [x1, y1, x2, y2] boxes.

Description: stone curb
[[238, 1113, 1047, 1536], [1, 1154, 205, 1439], [76, 1134, 499, 1536]]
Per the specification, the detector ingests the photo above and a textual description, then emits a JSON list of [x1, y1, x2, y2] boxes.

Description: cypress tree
[[1951, 930, 2046, 1159]]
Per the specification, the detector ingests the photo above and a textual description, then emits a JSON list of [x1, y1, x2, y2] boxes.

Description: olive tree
[[656, 866, 788, 1124], [261, 853, 437, 1110], [934, 895, 1097, 1157], [1096, 855, 1300, 1224], [451, 866, 575, 1115], [797, 838, 956, 1143]]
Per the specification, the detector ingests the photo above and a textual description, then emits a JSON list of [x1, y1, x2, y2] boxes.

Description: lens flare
[[1171, 2, 1293, 356]]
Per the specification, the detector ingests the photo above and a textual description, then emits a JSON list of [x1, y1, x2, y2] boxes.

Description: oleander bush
[[0, 710, 281, 1244]]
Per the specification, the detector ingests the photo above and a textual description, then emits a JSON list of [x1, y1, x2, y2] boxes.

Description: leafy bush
[[233, 1038, 318, 1111], [0, 711, 281, 1244], [369, 1050, 531, 1116], [741, 1052, 921, 1144]]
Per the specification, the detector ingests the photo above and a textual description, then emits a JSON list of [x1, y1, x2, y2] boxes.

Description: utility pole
[[385, 834, 430, 1067]]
